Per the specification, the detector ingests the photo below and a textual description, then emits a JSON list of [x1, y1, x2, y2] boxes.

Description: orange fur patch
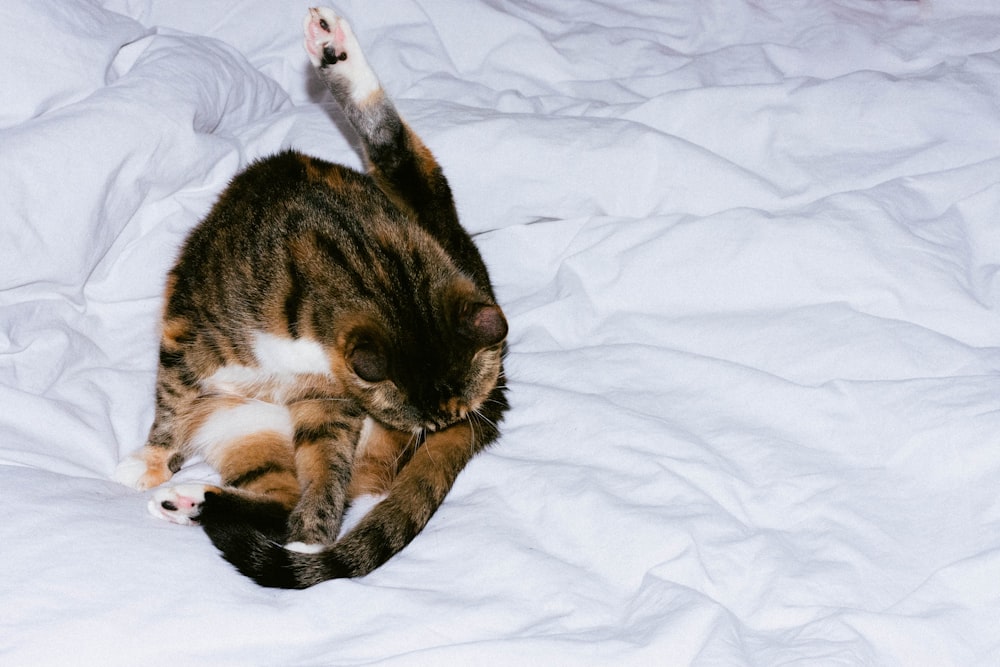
[[217, 430, 299, 509], [135, 446, 177, 489], [293, 440, 332, 486], [406, 126, 440, 182], [161, 318, 188, 349], [388, 422, 475, 519], [349, 421, 413, 497], [289, 399, 334, 438], [357, 88, 386, 111], [298, 153, 349, 190]]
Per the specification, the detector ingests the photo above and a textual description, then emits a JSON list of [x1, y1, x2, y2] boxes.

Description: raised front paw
[[148, 484, 215, 526]]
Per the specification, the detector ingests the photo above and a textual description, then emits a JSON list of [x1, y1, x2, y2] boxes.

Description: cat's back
[[170, 150, 412, 296], [194, 150, 399, 247], [166, 150, 459, 335]]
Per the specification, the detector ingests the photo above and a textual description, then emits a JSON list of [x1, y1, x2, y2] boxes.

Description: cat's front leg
[[148, 483, 215, 525], [114, 442, 183, 490], [283, 399, 364, 548], [303, 6, 473, 271], [116, 372, 194, 490]]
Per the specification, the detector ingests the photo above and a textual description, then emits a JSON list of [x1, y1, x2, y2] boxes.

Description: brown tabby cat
[[114, 7, 508, 588]]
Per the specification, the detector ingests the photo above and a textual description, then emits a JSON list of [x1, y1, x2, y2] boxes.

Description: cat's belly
[[189, 399, 295, 469], [189, 331, 347, 464], [189, 332, 352, 468]]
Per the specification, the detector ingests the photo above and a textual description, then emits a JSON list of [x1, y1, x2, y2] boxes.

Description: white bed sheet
[[2, 0, 1000, 664]]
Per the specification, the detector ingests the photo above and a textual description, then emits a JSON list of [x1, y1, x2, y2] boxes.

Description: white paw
[[303, 7, 379, 103], [148, 484, 209, 526], [113, 452, 149, 489], [284, 541, 326, 554], [303, 7, 350, 68]]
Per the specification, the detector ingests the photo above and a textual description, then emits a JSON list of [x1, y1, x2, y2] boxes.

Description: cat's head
[[335, 280, 507, 433]]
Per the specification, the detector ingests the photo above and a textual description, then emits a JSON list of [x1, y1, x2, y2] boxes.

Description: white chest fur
[[201, 332, 336, 401], [252, 332, 331, 374]]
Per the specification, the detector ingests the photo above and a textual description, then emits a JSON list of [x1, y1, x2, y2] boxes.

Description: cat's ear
[[459, 302, 507, 349]]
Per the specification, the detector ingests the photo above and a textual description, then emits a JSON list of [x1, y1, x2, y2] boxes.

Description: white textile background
[[2, 1, 999, 664]]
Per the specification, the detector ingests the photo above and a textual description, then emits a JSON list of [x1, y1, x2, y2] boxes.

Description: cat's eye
[[349, 345, 388, 383]]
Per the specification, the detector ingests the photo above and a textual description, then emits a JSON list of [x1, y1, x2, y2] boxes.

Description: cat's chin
[[359, 413, 424, 437], [372, 417, 459, 437]]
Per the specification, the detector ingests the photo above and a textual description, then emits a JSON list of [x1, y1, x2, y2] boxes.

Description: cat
[[114, 7, 508, 589]]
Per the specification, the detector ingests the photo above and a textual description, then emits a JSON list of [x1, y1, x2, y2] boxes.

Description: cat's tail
[[195, 391, 507, 588], [197, 420, 484, 588], [194, 491, 386, 588]]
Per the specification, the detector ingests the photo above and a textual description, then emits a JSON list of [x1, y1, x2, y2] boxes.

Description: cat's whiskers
[[406, 428, 425, 455], [469, 407, 498, 432], [466, 409, 499, 457], [379, 430, 421, 485], [464, 413, 479, 456], [421, 429, 442, 466], [400, 431, 421, 461]]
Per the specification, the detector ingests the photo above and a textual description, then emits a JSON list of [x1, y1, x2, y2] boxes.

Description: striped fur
[[119, 8, 508, 588]]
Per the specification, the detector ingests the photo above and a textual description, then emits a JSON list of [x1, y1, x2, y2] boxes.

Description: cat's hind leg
[[116, 357, 197, 490], [147, 401, 300, 523], [145, 395, 361, 559], [303, 8, 487, 290], [303, 7, 380, 106]]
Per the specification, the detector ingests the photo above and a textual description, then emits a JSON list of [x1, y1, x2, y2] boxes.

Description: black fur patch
[[320, 46, 348, 67]]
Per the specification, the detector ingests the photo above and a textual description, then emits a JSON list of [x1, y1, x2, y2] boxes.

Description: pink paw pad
[[148, 484, 211, 526], [304, 7, 349, 67]]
